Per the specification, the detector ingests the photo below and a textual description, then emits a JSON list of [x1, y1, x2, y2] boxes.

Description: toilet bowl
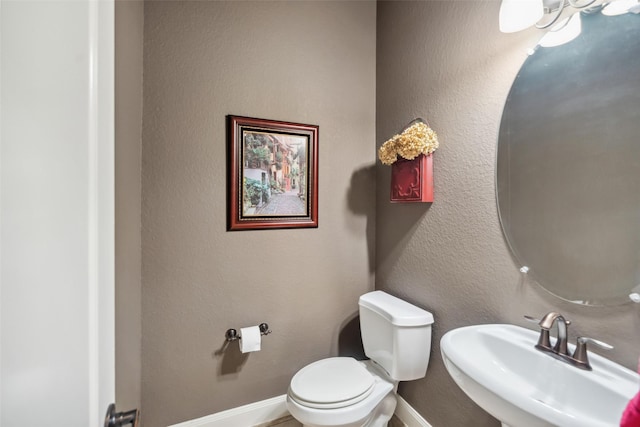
[[286, 291, 434, 427], [286, 357, 395, 427]]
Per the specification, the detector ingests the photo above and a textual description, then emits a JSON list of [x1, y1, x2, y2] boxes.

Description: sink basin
[[441, 324, 639, 427]]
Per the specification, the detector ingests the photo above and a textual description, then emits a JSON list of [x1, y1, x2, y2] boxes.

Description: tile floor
[[257, 414, 407, 427]]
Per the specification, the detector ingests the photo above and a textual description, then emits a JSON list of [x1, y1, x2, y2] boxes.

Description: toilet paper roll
[[239, 326, 261, 353]]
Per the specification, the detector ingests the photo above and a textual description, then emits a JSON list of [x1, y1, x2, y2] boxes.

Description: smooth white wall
[[1, 1, 114, 425]]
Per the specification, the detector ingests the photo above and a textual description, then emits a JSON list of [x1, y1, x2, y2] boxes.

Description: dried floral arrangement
[[378, 120, 439, 165]]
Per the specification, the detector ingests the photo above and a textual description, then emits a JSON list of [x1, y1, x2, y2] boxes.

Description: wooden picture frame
[[227, 115, 319, 231]]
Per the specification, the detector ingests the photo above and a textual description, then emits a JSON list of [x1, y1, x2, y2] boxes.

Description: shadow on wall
[[213, 340, 249, 376], [376, 162, 432, 273], [346, 164, 376, 274], [211, 312, 368, 377], [338, 312, 366, 360]]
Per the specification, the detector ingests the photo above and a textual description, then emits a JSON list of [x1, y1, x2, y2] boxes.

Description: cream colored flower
[[378, 121, 439, 165]]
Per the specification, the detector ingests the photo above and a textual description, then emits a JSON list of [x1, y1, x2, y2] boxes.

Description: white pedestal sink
[[441, 324, 639, 427]]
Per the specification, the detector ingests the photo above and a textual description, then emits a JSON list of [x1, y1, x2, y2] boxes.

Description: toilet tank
[[358, 291, 434, 381]]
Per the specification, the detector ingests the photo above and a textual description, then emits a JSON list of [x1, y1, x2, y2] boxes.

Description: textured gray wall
[[141, 2, 376, 425], [115, 0, 143, 415], [376, 2, 640, 426]]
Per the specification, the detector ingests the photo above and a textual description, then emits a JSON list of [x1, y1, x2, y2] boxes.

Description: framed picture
[[227, 115, 319, 231]]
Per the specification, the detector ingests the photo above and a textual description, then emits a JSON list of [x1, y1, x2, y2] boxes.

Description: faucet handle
[[576, 336, 613, 351], [525, 315, 552, 349], [524, 315, 540, 323], [586, 337, 612, 348], [572, 336, 613, 370]]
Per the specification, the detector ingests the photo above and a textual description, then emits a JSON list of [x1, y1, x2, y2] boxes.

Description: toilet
[[286, 291, 434, 427]]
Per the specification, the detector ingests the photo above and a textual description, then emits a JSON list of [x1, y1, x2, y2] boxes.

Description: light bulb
[[602, 0, 639, 16], [538, 13, 582, 47], [499, 0, 545, 33]]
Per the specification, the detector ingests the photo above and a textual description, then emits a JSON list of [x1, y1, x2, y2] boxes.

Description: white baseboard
[[395, 395, 433, 427], [169, 395, 289, 427], [169, 393, 432, 427]]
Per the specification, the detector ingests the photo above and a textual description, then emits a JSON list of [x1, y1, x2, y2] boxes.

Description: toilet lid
[[289, 357, 375, 409]]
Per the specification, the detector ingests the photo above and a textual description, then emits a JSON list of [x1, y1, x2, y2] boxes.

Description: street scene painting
[[242, 131, 307, 216], [228, 116, 318, 230]]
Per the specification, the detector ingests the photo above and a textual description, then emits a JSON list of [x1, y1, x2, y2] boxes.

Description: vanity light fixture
[[499, 0, 597, 32], [502, 0, 640, 51], [499, 0, 544, 32], [602, 0, 640, 15], [538, 12, 582, 47], [500, 0, 640, 33]]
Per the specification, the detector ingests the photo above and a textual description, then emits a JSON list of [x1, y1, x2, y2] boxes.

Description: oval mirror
[[497, 10, 640, 306]]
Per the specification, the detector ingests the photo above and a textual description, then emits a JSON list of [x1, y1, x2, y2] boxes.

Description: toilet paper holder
[[225, 323, 271, 342]]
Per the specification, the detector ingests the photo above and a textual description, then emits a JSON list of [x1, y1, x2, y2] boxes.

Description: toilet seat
[[289, 357, 375, 409]]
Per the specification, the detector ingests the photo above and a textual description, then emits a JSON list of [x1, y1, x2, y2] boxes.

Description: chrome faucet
[[525, 312, 612, 371]]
